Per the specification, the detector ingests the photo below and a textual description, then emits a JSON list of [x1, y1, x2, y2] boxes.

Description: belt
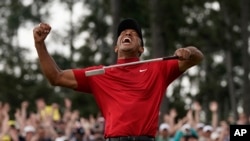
[[106, 136, 155, 141]]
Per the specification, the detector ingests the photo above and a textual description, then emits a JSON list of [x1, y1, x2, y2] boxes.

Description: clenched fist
[[174, 47, 193, 60], [33, 23, 51, 43]]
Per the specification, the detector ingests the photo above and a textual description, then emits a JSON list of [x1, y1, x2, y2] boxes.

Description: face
[[115, 29, 143, 58], [25, 132, 35, 140], [160, 129, 169, 136]]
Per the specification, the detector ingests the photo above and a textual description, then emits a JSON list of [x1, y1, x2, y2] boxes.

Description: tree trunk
[[220, 0, 238, 121], [240, 0, 250, 120], [225, 50, 237, 121], [149, 0, 168, 125], [110, 0, 121, 64]]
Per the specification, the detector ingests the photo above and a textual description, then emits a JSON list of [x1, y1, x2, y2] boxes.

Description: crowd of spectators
[[156, 101, 249, 141], [0, 99, 249, 141], [0, 98, 105, 141]]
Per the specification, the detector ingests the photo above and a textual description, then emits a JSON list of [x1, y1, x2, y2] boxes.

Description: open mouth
[[122, 37, 131, 44]]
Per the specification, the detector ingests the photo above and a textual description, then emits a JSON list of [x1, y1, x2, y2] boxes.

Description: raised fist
[[33, 23, 51, 43], [209, 101, 218, 112]]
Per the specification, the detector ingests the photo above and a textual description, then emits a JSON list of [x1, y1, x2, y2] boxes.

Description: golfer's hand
[[174, 47, 192, 60], [33, 23, 51, 43]]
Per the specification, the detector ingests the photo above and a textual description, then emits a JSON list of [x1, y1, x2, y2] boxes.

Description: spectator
[[173, 123, 198, 141], [69, 127, 85, 141], [198, 125, 213, 141], [183, 134, 199, 141], [23, 125, 36, 141], [237, 112, 248, 125], [217, 121, 230, 141], [210, 131, 219, 141], [156, 123, 171, 141]]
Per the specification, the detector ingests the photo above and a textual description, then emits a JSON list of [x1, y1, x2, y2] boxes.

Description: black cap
[[117, 18, 144, 47]]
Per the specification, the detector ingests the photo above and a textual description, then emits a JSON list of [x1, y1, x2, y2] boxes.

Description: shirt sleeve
[[163, 60, 183, 85], [72, 65, 103, 93], [72, 68, 91, 93]]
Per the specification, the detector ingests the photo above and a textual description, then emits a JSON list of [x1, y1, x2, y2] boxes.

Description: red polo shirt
[[72, 58, 182, 138]]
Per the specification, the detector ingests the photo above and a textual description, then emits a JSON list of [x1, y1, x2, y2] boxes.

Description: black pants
[[105, 136, 155, 141]]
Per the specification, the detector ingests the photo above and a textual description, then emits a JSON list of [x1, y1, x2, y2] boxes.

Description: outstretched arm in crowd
[[192, 101, 202, 127], [41, 112, 58, 140], [210, 101, 219, 129], [186, 109, 196, 128], [0, 103, 10, 138], [17, 101, 29, 131], [167, 108, 179, 136], [62, 98, 72, 122]]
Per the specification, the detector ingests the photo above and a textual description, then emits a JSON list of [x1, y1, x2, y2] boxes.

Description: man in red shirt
[[33, 18, 204, 141]]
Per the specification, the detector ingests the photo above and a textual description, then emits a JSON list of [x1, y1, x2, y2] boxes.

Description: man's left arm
[[174, 46, 204, 72]]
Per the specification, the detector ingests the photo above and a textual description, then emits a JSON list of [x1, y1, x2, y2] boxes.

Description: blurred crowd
[[0, 99, 249, 141], [156, 101, 250, 141], [0, 98, 105, 141]]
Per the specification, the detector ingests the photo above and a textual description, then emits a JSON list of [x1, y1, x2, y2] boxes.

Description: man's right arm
[[33, 23, 77, 89]]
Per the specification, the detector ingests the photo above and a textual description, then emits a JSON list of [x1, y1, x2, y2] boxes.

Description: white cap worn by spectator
[[24, 125, 36, 135], [55, 136, 68, 141], [182, 123, 191, 130], [211, 132, 220, 140], [159, 123, 170, 131], [196, 122, 205, 129], [203, 125, 213, 132]]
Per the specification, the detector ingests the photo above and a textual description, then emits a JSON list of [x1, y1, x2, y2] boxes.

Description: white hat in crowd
[[24, 125, 36, 135], [159, 123, 170, 131], [203, 125, 213, 132], [211, 132, 220, 140], [182, 123, 191, 130], [196, 122, 205, 129], [55, 136, 68, 141]]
